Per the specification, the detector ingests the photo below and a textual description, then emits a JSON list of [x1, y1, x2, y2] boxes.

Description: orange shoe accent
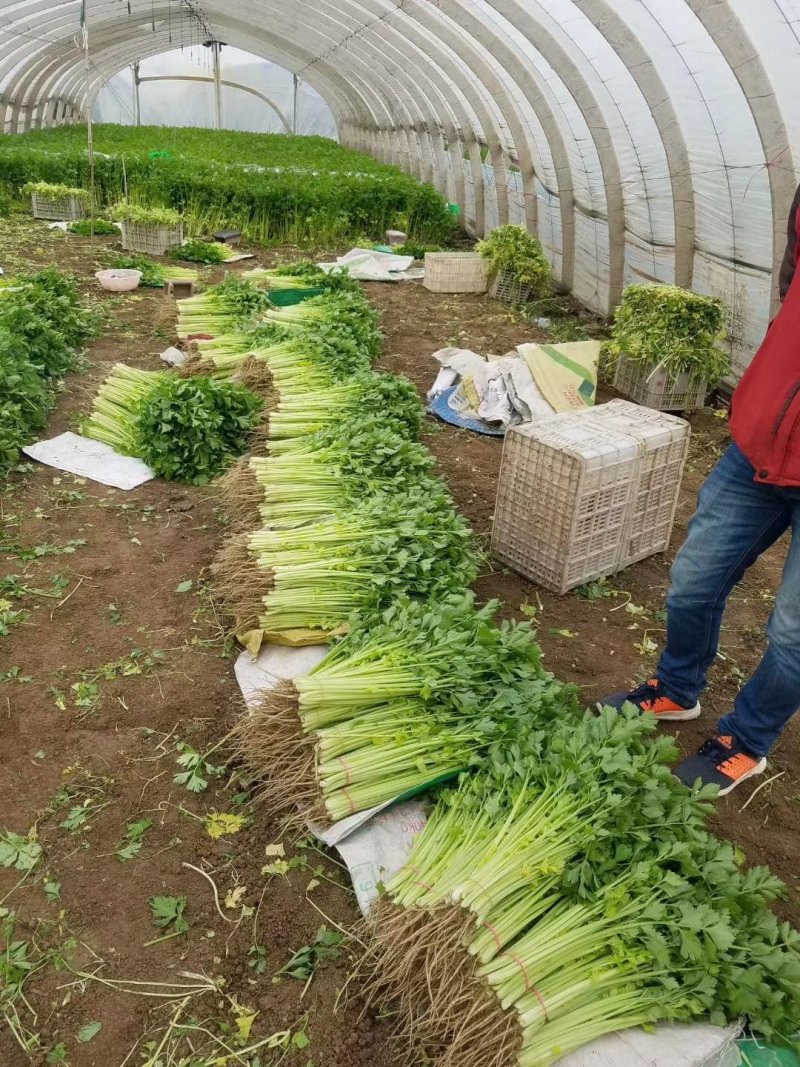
[[718, 751, 761, 781], [639, 681, 696, 718], [643, 695, 685, 715]]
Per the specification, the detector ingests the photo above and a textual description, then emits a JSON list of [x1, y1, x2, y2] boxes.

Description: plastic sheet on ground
[[428, 385, 506, 436], [559, 1020, 742, 1066], [312, 800, 427, 915], [428, 346, 554, 432], [737, 1038, 800, 1066], [233, 641, 329, 705], [159, 345, 187, 367], [317, 247, 421, 282], [22, 432, 155, 489], [233, 643, 428, 913]]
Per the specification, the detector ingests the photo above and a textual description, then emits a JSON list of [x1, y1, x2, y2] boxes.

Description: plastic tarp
[[317, 248, 419, 281]]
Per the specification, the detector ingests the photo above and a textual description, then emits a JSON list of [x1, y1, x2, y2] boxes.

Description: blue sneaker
[[598, 677, 701, 722], [675, 735, 767, 797]]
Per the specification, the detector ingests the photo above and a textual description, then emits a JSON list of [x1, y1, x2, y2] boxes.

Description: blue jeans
[[658, 443, 800, 756]]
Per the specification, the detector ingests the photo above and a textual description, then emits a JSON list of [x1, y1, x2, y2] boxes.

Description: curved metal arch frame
[[135, 74, 294, 132], [0, 0, 797, 334], [21, 2, 486, 217]]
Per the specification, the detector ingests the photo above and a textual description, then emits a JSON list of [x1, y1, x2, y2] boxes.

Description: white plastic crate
[[584, 399, 690, 566], [614, 355, 707, 412], [491, 401, 690, 594], [423, 252, 488, 293], [489, 268, 533, 304], [121, 221, 184, 255], [31, 193, 85, 221]]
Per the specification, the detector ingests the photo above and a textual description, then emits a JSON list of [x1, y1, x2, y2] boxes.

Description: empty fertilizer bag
[[517, 340, 599, 411]]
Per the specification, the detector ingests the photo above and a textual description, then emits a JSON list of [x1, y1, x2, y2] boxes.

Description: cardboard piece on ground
[[224, 252, 255, 262], [23, 432, 155, 489]]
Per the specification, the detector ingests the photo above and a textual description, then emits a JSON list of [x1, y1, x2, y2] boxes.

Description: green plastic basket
[[268, 287, 325, 307]]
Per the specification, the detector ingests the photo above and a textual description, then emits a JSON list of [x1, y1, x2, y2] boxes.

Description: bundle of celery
[[81, 364, 160, 455], [82, 364, 262, 483], [237, 594, 578, 823], [362, 711, 800, 1067], [194, 318, 377, 389], [267, 370, 423, 441], [255, 487, 475, 634], [176, 276, 271, 337], [242, 262, 360, 293], [219, 402, 428, 531], [214, 486, 476, 638], [260, 291, 381, 356], [251, 417, 437, 524]]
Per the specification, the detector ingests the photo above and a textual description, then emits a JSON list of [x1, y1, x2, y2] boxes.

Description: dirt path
[[1, 218, 797, 1067]]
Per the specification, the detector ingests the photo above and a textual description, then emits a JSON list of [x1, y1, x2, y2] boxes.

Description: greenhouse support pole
[[132, 62, 141, 126], [212, 41, 222, 130], [293, 74, 299, 134], [80, 0, 95, 210]]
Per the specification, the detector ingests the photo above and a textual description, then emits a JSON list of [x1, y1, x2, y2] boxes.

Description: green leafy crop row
[[0, 269, 98, 476], [0, 125, 454, 246]]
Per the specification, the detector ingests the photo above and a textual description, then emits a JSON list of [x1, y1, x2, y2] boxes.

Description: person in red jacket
[[603, 186, 800, 796]]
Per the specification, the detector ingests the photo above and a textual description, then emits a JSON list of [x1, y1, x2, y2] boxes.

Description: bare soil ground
[[0, 220, 398, 1067], [0, 217, 796, 1067]]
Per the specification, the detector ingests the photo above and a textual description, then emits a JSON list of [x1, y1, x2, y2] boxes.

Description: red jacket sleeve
[[779, 183, 800, 302]]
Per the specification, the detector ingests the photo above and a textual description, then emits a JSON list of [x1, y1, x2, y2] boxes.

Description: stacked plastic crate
[[491, 399, 690, 594]]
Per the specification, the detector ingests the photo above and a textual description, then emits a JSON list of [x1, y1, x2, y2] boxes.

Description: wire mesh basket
[[489, 269, 533, 304], [423, 252, 488, 294], [491, 401, 690, 593], [31, 193, 86, 222], [121, 221, 184, 256], [613, 356, 707, 412]]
